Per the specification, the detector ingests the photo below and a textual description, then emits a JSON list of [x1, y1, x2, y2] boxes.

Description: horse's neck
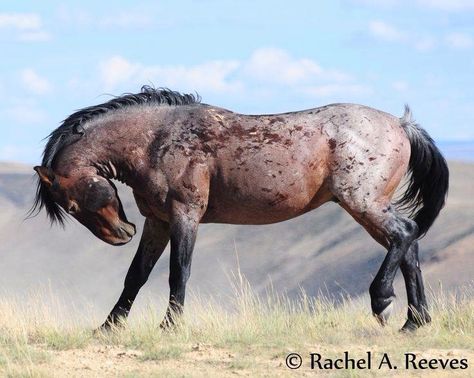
[[68, 112, 155, 185]]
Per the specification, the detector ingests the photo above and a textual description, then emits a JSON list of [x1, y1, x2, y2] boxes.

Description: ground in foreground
[[0, 280, 472, 377]]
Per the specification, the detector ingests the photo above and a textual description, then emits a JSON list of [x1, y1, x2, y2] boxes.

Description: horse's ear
[[34, 166, 55, 187]]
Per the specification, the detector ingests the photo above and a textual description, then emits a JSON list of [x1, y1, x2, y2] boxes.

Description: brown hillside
[[0, 161, 472, 319]]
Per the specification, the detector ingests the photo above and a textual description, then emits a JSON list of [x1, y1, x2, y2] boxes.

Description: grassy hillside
[[0, 161, 472, 318]]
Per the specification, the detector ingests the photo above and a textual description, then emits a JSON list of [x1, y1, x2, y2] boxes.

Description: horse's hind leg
[[340, 202, 418, 327], [368, 211, 418, 326], [400, 241, 431, 331]]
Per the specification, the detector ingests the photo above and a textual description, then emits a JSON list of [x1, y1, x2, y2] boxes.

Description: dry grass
[[0, 275, 472, 377]]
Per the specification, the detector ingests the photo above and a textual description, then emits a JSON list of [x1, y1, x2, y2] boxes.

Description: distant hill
[[0, 161, 472, 320]]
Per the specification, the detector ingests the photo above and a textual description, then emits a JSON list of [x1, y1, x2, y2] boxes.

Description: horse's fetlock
[[370, 281, 394, 297]]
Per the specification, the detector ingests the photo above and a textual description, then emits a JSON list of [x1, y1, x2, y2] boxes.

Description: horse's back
[[161, 104, 410, 225]]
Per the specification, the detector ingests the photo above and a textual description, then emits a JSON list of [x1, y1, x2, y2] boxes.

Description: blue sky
[[1, 0, 473, 163]]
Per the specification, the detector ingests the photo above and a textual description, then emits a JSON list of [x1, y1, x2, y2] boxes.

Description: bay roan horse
[[32, 86, 449, 332]]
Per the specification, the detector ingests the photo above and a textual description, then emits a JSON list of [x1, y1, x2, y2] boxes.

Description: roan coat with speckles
[[32, 86, 449, 332]]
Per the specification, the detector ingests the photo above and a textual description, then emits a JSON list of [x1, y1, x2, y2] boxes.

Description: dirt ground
[[26, 343, 473, 377]]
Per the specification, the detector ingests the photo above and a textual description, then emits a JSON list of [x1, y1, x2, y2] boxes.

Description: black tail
[[396, 105, 449, 238]]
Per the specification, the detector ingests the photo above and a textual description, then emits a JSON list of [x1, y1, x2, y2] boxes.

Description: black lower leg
[[369, 251, 400, 325], [101, 218, 170, 330], [161, 211, 198, 329], [369, 216, 418, 325], [400, 241, 431, 331]]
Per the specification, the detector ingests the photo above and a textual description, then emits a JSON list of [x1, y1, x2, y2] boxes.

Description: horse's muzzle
[[109, 221, 136, 245], [121, 221, 136, 238]]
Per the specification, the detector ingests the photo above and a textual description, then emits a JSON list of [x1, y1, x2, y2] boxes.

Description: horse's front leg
[[160, 201, 201, 329], [99, 217, 170, 330]]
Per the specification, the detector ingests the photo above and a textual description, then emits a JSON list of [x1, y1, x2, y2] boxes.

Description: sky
[[1, 0, 473, 164]]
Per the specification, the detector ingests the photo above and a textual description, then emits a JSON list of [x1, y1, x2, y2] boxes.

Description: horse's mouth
[[121, 221, 136, 238], [105, 221, 136, 246]]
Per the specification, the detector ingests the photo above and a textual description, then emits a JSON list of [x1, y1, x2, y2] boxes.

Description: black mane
[[31, 86, 201, 225], [43, 86, 200, 168]]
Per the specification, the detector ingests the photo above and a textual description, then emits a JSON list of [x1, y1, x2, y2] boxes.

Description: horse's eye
[[51, 180, 60, 192]]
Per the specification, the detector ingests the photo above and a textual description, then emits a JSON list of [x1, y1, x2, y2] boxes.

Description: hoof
[[372, 296, 395, 326], [93, 325, 109, 336], [93, 322, 115, 336], [400, 310, 431, 332], [94, 317, 126, 335], [160, 318, 176, 331], [160, 313, 183, 332], [400, 319, 419, 333]]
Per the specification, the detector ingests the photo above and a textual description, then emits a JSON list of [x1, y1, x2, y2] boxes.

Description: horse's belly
[[201, 194, 330, 224], [202, 158, 331, 225]]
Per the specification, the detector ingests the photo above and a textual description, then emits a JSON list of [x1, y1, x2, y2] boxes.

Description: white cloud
[[242, 48, 354, 86], [368, 20, 404, 42], [99, 56, 242, 93], [57, 6, 157, 30], [368, 20, 437, 51], [445, 32, 473, 49], [368, 21, 474, 52], [0, 12, 51, 42], [99, 48, 370, 100], [0, 13, 41, 29], [100, 56, 136, 90], [149, 61, 242, 93], [243, 48, 323, 84], [20, 69, 53, 95]]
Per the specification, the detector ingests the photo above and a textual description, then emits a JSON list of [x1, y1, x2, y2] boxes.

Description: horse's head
[[34, 166, 136, 245]]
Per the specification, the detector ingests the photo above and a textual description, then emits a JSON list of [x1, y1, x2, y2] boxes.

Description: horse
[[31, 86, 449, 332]]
